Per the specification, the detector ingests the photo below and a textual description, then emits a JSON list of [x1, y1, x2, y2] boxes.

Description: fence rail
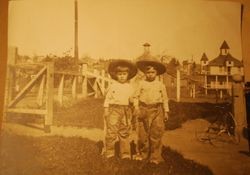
[[4, 61, 112, 132]]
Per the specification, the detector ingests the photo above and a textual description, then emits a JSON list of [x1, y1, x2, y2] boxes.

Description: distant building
[[135, 43, 163, 81], [200, 53, 209, 74], [182, 59, 195, 75], [202, 40, 244, 98]]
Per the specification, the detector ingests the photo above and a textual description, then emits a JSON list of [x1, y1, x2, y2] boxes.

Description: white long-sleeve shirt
[[133, 79, 169, 112], [103, 82, 134, 107]]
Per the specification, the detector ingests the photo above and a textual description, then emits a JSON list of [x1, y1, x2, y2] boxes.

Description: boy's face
[[116, 71, 129, 83], [145, 66, 157, 81]]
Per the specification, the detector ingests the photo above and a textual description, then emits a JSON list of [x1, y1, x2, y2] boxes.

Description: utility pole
[[74, 0, 79, 64]]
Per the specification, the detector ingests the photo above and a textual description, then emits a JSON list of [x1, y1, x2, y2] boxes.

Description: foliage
[[42, 55, 78, 72], [53, 98, 230, 132]]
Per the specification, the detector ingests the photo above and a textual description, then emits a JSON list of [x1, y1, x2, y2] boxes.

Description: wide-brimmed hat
[[136, 58, 166, 75], [108, 59, 138, 80]]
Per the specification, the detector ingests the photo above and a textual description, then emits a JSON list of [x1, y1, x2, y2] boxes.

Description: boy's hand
[[133, 107, 141, 117], [131, 117, 137, 131], [164, 112, 169, 123]]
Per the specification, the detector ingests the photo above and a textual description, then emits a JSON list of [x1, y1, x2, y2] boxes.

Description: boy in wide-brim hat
[[136, 59, 166, 75], [134, 58, 169, 164], [103, 59, 137, 159]]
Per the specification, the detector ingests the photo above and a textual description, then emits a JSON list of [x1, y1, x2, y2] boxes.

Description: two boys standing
[[103, 57, 169, 164]]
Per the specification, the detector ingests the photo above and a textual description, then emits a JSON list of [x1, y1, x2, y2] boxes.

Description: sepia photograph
[[1, 0, 250, 175]]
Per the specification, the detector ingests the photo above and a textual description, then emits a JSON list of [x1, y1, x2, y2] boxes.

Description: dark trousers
[[137, 103, 165, 162], [104, 105, 132, 158]]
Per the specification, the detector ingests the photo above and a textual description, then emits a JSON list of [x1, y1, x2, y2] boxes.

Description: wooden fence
[[4, 61, 113, 132]]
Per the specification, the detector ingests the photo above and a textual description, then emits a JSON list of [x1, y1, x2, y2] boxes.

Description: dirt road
[[162, 119, 250, 175]]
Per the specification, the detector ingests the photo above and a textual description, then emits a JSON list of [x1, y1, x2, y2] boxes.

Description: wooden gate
[[4, 62, 54, 132], [4, 61, 113, 133]]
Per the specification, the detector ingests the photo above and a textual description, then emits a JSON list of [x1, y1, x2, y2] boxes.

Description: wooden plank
[[3, 66, 14, 121], [176, 69, 180, 102], [45, 62, 54, 129], [8, 66, 47, 108], [92, 70, 99, 99], [58, 75, 64, 106], [81, 64, 88, 98], [72, 76, 77, 99], [93, 78, 98, 98], [82, 76, 87, 98], [87, 78, 95, 92], [87, 71, 113, 83], [95, 81, 104, 96], [55, 71, 81, 76], [36, 75, 45, 106], [7, 108, 47, 115], [88, 92, 95, 96], [14, 63, 45, 67], [100, 70, 105, 93]]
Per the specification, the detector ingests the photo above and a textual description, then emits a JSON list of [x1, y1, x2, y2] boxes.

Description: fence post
[[93, 69, 99, 98], [232, 74, 247, 143], [58, 75, 64, 106], [3, 47, 18, 121], [37, 74, 45, 106], [176, 69, 180, 102], [44, 62, 54, 133], [72, 76, 77, 99], [100, 69, 105, 94], [81, 63, 87, 98]]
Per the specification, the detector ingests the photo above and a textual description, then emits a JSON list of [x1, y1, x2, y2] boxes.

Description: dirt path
[[2, 120, 250, 175], [2, 122, 104, 141], [162, 119, 250, 175]]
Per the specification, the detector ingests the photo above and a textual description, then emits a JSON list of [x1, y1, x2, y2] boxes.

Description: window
[[219, 66, 223, 73], [227, 67, 231, 75], [238, 67, 241, 73]]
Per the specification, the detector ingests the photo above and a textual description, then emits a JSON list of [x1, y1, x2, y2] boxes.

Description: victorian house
[[200, 41, 244, 98]]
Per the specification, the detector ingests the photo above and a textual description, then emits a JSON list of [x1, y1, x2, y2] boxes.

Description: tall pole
[[176, 68, 180, 102], [74, 0, 79, 64]]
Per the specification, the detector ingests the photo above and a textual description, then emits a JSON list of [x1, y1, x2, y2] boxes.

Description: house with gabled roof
[[201, 40, 244, 98], [200, 53, 209, 74]]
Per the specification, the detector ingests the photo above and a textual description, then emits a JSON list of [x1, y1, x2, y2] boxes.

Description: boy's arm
[[103, 85, 113, 108], [132, 82, 141, 109], [161, 83, 169, 112]]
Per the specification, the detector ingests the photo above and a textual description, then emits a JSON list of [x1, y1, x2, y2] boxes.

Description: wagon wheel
[[195, 123, 223, 147], [195, 129, 214, 145]]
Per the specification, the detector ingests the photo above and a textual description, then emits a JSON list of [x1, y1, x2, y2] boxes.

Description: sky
[[8, 0, 242, 62]]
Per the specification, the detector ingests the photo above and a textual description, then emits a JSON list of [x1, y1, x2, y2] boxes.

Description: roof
[[136, 43, 156, 61], [200, 53, 208, 61], [220, 40, 230, 49], [208, 53, 243, 67], [182, 60, 189, 65], [143, 43, 151, 47], [136, 52, 157, 61]]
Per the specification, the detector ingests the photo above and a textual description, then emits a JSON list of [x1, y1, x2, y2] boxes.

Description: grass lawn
[[2, 98, 231, 175], [53, 98, 231, 131], [0, 132, 213, 175]]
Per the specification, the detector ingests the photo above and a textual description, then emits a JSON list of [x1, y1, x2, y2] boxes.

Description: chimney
[[143, 43, 151, 54]]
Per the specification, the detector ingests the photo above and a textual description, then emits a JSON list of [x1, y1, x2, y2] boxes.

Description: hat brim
[[136, 60, 166, 75], [108, 60, 138, 80]]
